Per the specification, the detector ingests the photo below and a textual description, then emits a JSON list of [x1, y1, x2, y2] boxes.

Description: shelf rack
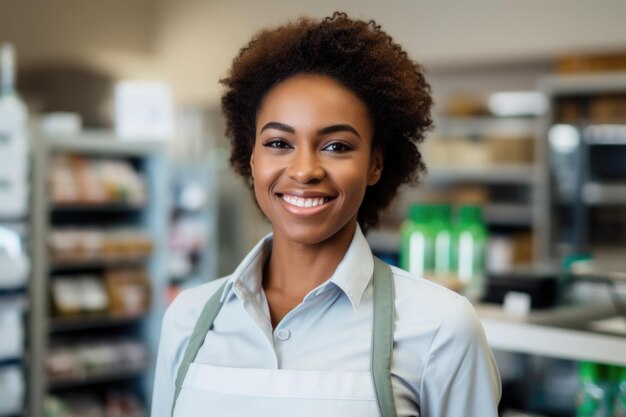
[[538, 72, 626, 261], [29, 130, 168, 417]]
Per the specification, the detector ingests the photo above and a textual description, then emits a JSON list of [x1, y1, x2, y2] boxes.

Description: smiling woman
[[152, 12, 501, 417]]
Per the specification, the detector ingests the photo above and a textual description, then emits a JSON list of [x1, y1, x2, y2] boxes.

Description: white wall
[[152, 0, 626, 105], [0, 0, 158, 79], [2, 0, 626, 105]]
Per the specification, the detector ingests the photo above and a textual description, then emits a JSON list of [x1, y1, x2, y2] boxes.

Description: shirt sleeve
[[420, 296, 501, 417], [151, 305, 177, 417]]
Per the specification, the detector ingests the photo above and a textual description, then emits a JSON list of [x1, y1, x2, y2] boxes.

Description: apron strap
[[172, 281, 228, 417], [371, 257, 398, 417], [171, 258, 397, 417]]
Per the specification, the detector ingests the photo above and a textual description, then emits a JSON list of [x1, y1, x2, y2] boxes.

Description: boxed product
[[50, 275, 109, 316], [49, 156, 146, 206], [0, 302, 24, 359], [0, 365, 24, 415], [0, 226, 30, 288], [104, 268, 151, 316]]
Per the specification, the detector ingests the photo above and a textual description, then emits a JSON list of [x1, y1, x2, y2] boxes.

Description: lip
[[275, 191, 337, 217]]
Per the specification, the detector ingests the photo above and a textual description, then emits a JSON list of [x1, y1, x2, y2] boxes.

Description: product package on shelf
[[104, 268, 151, 316], [51, 275, 109, 316], [0, 137, 28, 218], [0, 158, 29, 218], [0, 225, 29, 288], [50, 268, 151, 318], [45, 390, 147, 417], [49, 155, 146, 206], [49, 228, 153, 265], [0, 365, 25, 415], [0, 43, 29, 219], [46, 339, 149, 385], [0, 300, 24, 359]]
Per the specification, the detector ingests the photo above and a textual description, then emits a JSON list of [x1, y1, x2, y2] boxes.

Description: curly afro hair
[[221, 12, 433, 232]]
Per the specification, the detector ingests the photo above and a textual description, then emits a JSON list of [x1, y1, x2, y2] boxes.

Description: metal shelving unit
[[539, 72, 626, 261], [29, 130, 168, 417]]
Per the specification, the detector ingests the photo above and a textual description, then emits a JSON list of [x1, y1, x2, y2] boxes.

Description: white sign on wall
[[114, 80, 174, 140]]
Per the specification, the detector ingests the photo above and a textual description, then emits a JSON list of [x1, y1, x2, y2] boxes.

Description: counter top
[[476, 302, 626, 366]]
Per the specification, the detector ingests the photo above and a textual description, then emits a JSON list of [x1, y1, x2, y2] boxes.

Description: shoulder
[[390, 265, 466, 313], [162, 276, 230, 336], [389, 265, 484, 342]]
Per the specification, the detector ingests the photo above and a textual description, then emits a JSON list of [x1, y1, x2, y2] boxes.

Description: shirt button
[[276, 328, 291, 341]]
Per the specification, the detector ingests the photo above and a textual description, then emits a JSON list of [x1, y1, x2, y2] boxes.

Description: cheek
[[334, 164, 370, 198]]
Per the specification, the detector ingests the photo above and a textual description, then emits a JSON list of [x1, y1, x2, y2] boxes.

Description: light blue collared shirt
[[152, 225, 501, 416]]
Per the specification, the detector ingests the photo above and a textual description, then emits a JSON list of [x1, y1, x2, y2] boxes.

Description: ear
[[367, 147, 383, 186]]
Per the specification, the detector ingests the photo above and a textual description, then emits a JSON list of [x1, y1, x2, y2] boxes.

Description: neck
[[263, 220, 357, 299]]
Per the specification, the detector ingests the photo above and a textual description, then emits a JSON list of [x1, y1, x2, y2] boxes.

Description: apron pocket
[[183, 363, 376, 401]]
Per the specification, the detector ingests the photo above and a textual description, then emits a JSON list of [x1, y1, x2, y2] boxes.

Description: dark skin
[[250, 74, 382, 328]]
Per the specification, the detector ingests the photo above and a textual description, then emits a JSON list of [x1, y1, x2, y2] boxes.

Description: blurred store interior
[[1, 1, 626, 416]]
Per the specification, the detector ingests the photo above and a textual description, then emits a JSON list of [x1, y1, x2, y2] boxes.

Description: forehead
[[256, 74, 371, 131]]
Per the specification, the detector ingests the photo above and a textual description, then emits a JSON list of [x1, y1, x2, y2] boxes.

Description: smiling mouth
[[277, 194, 335, 208]]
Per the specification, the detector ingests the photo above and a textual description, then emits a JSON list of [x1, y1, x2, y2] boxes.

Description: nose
[[286, 148, 325, 183]]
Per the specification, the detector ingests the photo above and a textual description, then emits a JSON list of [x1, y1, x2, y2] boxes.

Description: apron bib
[[171, 257, 397, 417]]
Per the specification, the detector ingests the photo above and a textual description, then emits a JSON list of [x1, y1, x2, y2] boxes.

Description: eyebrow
[[260, 122, 361, 139]]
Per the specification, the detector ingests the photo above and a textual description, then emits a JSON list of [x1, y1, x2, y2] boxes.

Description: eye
[[263, 138, 292, 149], [322, 141, 353, 153]]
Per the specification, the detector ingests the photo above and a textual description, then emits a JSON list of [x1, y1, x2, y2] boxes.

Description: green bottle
[[452, 205, 488, 301], [613, 366, 626, 417], [400, 204, 433, 277], [430, 205, 453, 281], [577, 362, 608, 417]]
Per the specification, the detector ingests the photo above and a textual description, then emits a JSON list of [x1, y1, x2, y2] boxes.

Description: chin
[[272, 218, 356, 247]]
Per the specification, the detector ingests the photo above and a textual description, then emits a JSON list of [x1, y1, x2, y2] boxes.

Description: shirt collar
[[220, 225, 374, 310]]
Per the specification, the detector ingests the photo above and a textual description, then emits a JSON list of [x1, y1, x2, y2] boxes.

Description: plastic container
[[0, 43, 29, 219], [0, 226, 30, 288], [452, 205, 488, 301], [0, 301, 24, 359], [400, 204, 433, 276], [576, 361, 611, 417], [0, 365, 24, 415], [431, 205, 453, 279], [615, 366, 626, 417]]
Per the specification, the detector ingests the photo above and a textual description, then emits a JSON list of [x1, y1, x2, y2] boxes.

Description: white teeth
[[281, 195, 329, 208]]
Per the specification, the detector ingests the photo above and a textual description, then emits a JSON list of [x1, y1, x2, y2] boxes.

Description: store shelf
[[48, 365, 147, 391], [50, 203, 145, 212], [48, 314, 146, 333], [0, 357, 23, 368], [29, 131, 169, 417], [368, 203, 533, 254], [540, 72, 626, 95], [434, 116, 537, 137], [426, 164, 539, 184], [49, 257, 149, 272], [43, 131, 164, 157], [0, 286, 27, 299], [484, 203, 533, 226], [482, 318, 626, 367], [478, 302, 626, 366], [582, 182, 626, 205]]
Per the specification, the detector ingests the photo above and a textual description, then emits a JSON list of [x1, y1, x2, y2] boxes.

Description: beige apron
[[171, 257, 397, 417]]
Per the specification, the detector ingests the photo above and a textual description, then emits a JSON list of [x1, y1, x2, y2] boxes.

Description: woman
[[152, 12, 501, 417]]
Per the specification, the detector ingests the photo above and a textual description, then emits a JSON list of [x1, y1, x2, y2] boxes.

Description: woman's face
[[251, 74, 382, 246]]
